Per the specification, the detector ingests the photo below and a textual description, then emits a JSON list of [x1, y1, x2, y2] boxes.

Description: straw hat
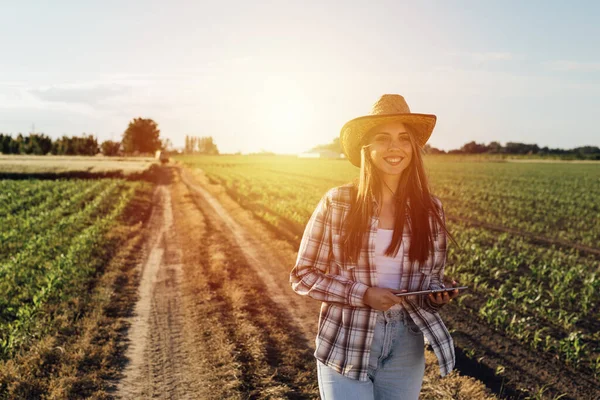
[[340, 94, 437, 167]]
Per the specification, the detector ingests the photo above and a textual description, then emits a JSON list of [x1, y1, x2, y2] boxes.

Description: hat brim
[[340, 113, 436, 168]]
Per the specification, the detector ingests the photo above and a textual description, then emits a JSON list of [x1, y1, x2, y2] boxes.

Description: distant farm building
[[297, 150, 344, 159], [155, 150, 169, 164]]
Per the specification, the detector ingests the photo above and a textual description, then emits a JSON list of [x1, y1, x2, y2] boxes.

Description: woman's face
[[364, 121, 413, 176]]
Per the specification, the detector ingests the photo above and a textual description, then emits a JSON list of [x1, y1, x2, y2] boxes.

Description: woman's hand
[[428, 280, 461, 306], [363, 287, 407, 311]]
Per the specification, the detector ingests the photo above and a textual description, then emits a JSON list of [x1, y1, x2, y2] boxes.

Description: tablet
[[393, 286, 468, 297]]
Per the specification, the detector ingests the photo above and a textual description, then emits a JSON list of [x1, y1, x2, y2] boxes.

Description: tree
[[17, 133, 52, 155], [14, 134, 25, 154], [161, 138, 173, 152], [101, 140, 121, 156], [0, 134, 11, 154], [51, 134, 99, 155], [423, 144, 446, 154], [505, 142, 539, 155], [184, 135, 219, 154], [311, 137, 342, 153], [460, 141, 488, 154], [198, 136, 219, 154], [121, 118, 161, 154], [486, 141, 503, 153]]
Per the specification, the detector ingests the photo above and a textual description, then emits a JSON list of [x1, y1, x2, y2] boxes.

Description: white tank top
[[375, 228, 403, 289]]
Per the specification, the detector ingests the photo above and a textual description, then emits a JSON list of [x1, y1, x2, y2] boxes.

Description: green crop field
[[0, 157, 157, 398], [176, 154, 600, 381], [0, 179, 150, 359]]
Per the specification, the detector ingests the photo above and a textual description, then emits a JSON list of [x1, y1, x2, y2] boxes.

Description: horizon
[[1, 130, 594, 156], [1, 1, 599, 154]]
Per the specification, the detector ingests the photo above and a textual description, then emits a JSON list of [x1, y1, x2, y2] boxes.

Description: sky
[[0, 0, 599, 154]]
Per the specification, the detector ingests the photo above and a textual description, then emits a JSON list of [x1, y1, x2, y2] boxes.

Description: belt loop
[[384, 309, 393, 322]]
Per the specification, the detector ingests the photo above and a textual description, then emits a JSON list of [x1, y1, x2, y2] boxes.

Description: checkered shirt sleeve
[[289, 190, 370, 307]]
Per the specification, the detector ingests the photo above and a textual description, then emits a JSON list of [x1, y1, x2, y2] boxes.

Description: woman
[[290, 94, 461, 399]]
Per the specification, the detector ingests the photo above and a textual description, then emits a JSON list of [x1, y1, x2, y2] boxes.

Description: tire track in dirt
[[179, 167, 320, 398], [116, 169, 226, 399], [115, 184, 167, 398], [179, 166, 316, 343], [116, 177, 192, 399], [115, 167, 321, 399]]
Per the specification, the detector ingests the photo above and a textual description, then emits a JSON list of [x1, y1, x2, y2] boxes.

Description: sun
[[254, 76, 317, 154]]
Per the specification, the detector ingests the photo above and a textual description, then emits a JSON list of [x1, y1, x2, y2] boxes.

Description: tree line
[[0, 117, 166, 156], [311, 138, 600, 160], [184, 135, 219, 154], [0, 133, 100, 156], [424, 141, 600, 160]]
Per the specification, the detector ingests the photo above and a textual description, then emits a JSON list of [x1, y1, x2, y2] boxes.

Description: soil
[[441, 303, 600, 400]]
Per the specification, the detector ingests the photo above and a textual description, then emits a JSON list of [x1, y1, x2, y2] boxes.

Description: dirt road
[[114, 166, 494, 399]]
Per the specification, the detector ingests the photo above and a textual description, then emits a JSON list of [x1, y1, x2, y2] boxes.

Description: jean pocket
[[405, 318, 422, 336]]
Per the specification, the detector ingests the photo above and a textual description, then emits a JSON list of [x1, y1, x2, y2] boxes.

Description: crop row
[[0, 180, 108, 260], [0, 179, 145, 358], [0, 180, 68, 217], [446, 223, 599, 373]]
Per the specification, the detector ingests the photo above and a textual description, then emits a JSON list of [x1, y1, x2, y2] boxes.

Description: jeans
[[317, 306, 425, 400]]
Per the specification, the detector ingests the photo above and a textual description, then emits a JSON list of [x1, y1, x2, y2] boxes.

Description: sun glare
[[254, 76, 317, 154]]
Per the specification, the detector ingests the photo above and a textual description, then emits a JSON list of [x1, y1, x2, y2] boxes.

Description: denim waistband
[[378, 304, 410, 323]]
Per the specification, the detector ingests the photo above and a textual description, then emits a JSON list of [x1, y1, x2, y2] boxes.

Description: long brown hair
[[341, 125, 459, 265]]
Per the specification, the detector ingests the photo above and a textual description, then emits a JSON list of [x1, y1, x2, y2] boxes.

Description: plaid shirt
[[290, 183, 455, 381]]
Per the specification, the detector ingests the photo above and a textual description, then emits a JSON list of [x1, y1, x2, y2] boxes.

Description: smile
[[384, 157, 403, 166]]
